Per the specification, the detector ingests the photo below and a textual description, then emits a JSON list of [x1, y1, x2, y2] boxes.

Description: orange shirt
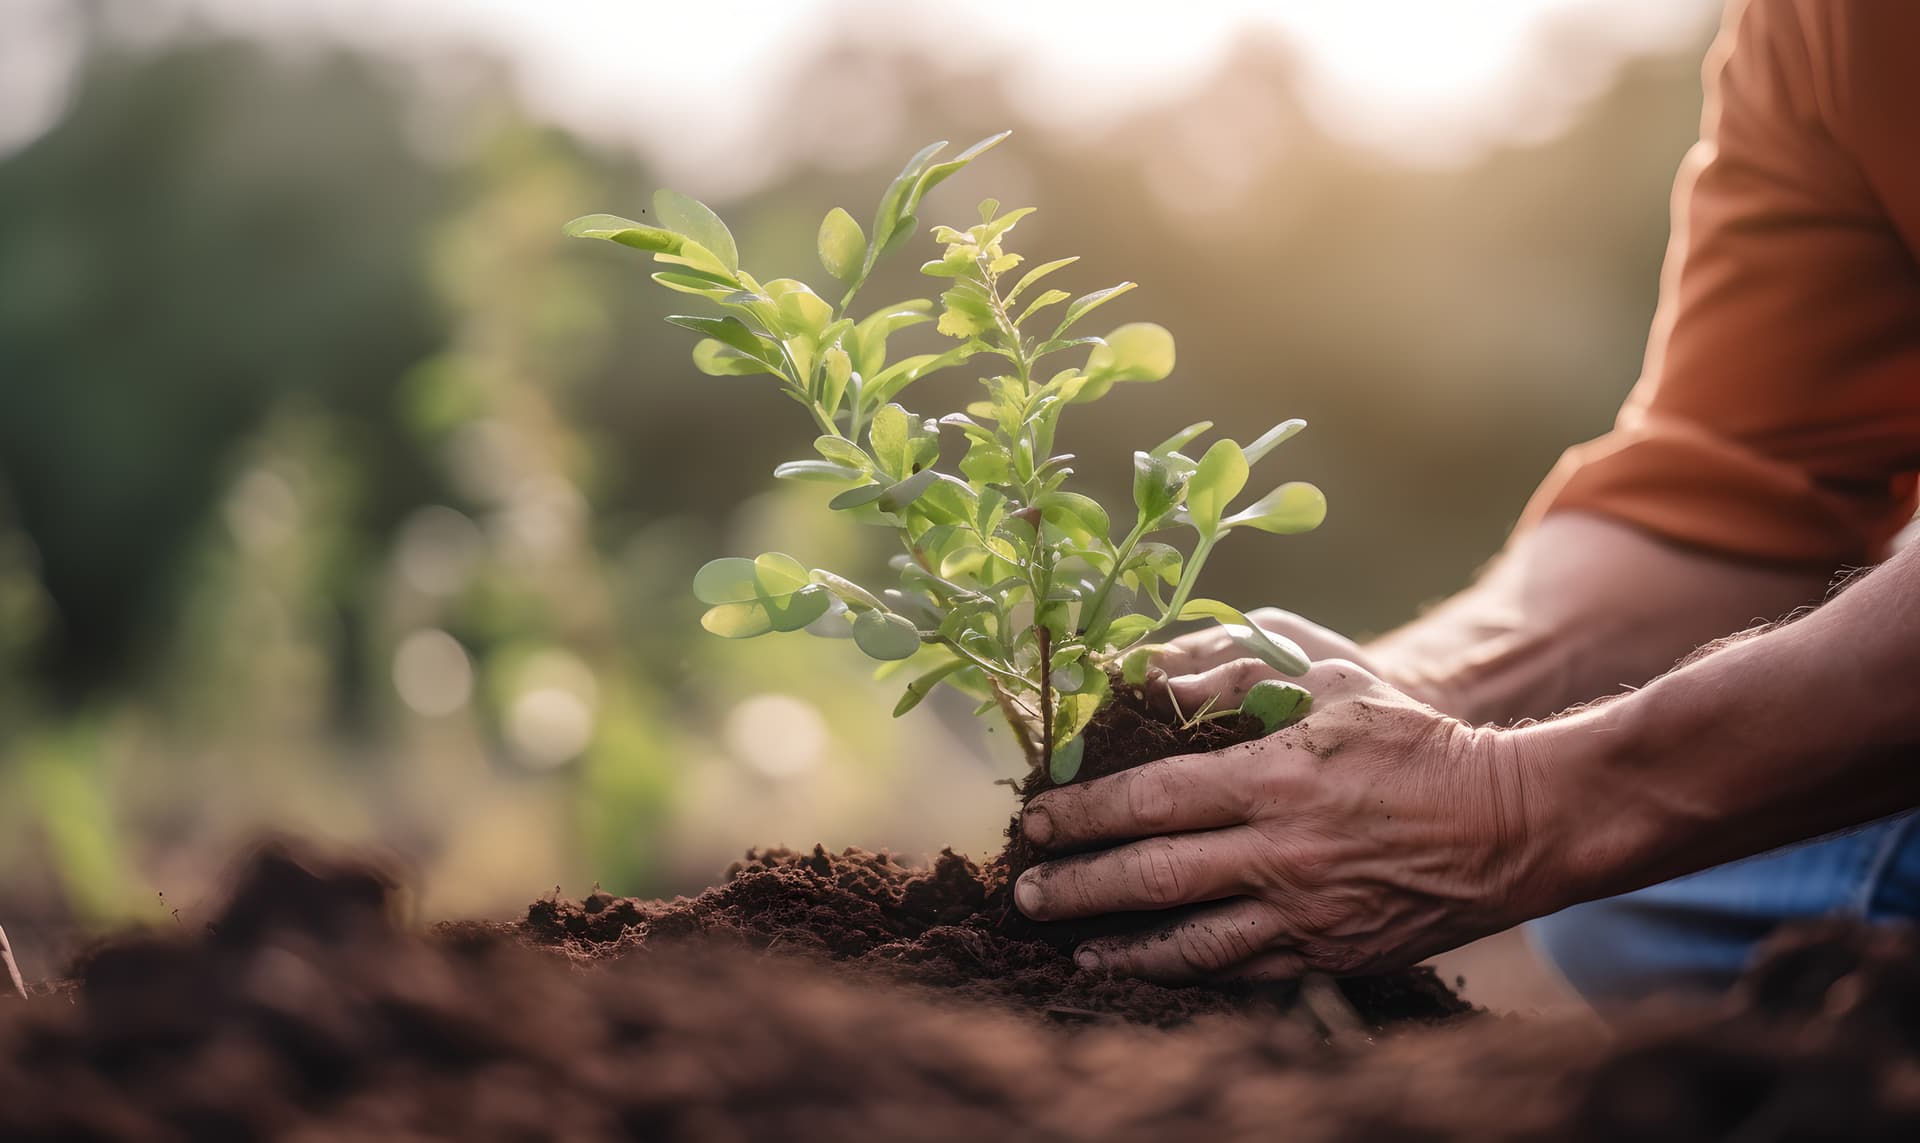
[[1522, 0, 1920, 568]]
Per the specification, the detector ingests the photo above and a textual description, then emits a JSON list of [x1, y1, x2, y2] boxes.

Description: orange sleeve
[[1520, 0, 1920, 568]]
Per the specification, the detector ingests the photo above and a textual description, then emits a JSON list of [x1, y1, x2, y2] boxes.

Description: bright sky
[[4, 0, 1719, 188]]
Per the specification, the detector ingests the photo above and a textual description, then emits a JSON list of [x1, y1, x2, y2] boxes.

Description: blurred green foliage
[[0, 8, 1709, 952]]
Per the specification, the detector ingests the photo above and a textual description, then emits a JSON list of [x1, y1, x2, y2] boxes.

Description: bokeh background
[[0, 0, 1721, 970]]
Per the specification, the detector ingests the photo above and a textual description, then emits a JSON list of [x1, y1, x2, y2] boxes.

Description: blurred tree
[[0, 28, 448, 709]]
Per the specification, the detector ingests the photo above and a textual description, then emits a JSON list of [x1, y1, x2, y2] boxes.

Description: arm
[[1164, 0, 1920, 726], [1524, 537, 1920, 906], [1011, 542, 1920, 981], [1362, 511, 1830, 724], [1157, 511, 1829, 727]]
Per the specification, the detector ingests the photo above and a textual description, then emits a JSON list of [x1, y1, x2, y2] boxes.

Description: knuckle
[[1133, 842, 1186, 908], [1176, 916, 1257, 975], [1302, 941, 1367, 976], [1124, 764, 1185, 834]]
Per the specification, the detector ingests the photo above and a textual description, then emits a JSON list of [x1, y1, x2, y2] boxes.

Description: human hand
[[1154, 607, 1454, 718], [1013, 661, 1555, 981], [1154, 607, 1376, 681]]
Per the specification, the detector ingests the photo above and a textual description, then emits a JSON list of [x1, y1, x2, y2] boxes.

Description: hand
[[1154, 607, 1379, 681], [1153, 608, 1451, 717], [1012, 661, 1555, 981]]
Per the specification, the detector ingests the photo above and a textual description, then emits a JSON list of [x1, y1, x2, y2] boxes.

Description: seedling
[[567, 133, 1324, 782]]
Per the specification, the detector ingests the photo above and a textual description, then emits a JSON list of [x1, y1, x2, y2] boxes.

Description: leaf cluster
[[566, 134, 1325, 779]]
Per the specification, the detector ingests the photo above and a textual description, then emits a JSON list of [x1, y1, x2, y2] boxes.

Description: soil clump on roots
[[523, 685, 1469, 1029]]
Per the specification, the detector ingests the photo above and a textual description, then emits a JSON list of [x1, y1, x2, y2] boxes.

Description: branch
[[0, 922, 27, 1001]]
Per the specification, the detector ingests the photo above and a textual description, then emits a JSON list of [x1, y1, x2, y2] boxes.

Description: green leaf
[[894, 659, 967, 717], [1243, 419, 1307, 466], [752, 552, 811, 596], [1129, 542, 1184, 586], [701, 600, 774, 639], [1103, 613, 1158, 647], [1242, 679, 1313, 733], [813, 434, 870, 471], [1084, 322, 1175, 384], [819, 346, 853, 413], [692, 340, 775, 377], [852, 302, 934, 379], [868, 403, 914, 479], [899, 130, 1012, 235], [1149, 421, 1213, 458], [762, 583, 832, 632], [693, 557, 757, 605], [1186, 439, 1249, 539], [1131, 451, 1188, 529], [764, 279, 834, 340], [1048, 735, 1085, 784], [818, 206, 866, 281], [876, 468, 938, 512], [1014, 288, 1071, 327], [653, 189, 739, 273], [868, 140, 948, 271], [652, 270, 734, 297], [1223, 482, 1327, 535], [1006, 256, 1079, 305], [1176, 599, 1311, 676], [810, 569, 885, 611], [666, 315, 774, 363], [1120, 642, 1174, 684], [563, 213, 683, 254], [829, 483, 887, 510], [1036, 490, 1109, 541], [853, 610, 922, 661], [773, 460, 863, 483], [1053, 282, 1136, 337]]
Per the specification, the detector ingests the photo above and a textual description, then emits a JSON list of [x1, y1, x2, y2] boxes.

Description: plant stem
[[990, 679, 1042, 769], [0, 922, 27, 1001], [1080, 518, 1149, 643], [1037, 625, 1053, 772], [1155, 534, 1217, 635]]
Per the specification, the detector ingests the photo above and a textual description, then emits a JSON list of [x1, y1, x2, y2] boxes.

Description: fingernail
[[1014, 871, 1044, 917], [1074, 945, 1103, 971], [1023, 806, 1054, 847]]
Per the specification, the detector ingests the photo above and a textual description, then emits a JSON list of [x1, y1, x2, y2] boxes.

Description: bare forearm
[[1517, 540, 1920, 910], [1368, 512, 1830, 725]]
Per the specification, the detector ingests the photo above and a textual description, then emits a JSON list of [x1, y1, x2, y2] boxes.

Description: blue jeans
[[1528, 810, 1920, 1004]]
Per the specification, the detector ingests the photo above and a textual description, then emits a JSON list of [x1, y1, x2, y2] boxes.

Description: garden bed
[[3, 841, 1918, 1140], [517, 686, 1468, 1031]]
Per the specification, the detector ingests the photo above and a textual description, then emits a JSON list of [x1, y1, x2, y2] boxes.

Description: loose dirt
[[2, 844, 1917, 1140], [521, 683, 1469, 1030]]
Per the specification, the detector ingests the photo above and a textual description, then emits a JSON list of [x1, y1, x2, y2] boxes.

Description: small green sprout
[[567, 133, 1326, 781]]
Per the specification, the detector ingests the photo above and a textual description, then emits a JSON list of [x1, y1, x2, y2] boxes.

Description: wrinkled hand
[[1154, 607, 1378, 682], [1154, 607, 1454, 718], [1013, 661, 1551, 981]]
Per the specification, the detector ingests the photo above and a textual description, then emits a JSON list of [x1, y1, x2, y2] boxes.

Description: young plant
[[567, 133, 1325, 783]]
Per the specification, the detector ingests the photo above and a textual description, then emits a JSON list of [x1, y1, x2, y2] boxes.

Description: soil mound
[[524, 842, 1469, 1029], [4, 844, 1919, 1141], [522, 685, 1471, 1030]]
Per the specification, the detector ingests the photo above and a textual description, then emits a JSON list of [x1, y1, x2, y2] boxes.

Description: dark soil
[[520, 683, 1470, 1030], [3, 843, 1918, 1141]]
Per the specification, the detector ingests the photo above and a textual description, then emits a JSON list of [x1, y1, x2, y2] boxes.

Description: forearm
[[1516, 540, 1920, 911], [1368, 512, 1830, 726]]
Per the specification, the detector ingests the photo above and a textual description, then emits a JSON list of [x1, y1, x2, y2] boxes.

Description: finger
[[1164, 657, 1283, 714], [1022, 749, 1256, 851], [1014, 829, 1252, 921], [1075, 898, 1297, 982], [1227, 950, 1310, 983], [1152, 626, 1242, 678]]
